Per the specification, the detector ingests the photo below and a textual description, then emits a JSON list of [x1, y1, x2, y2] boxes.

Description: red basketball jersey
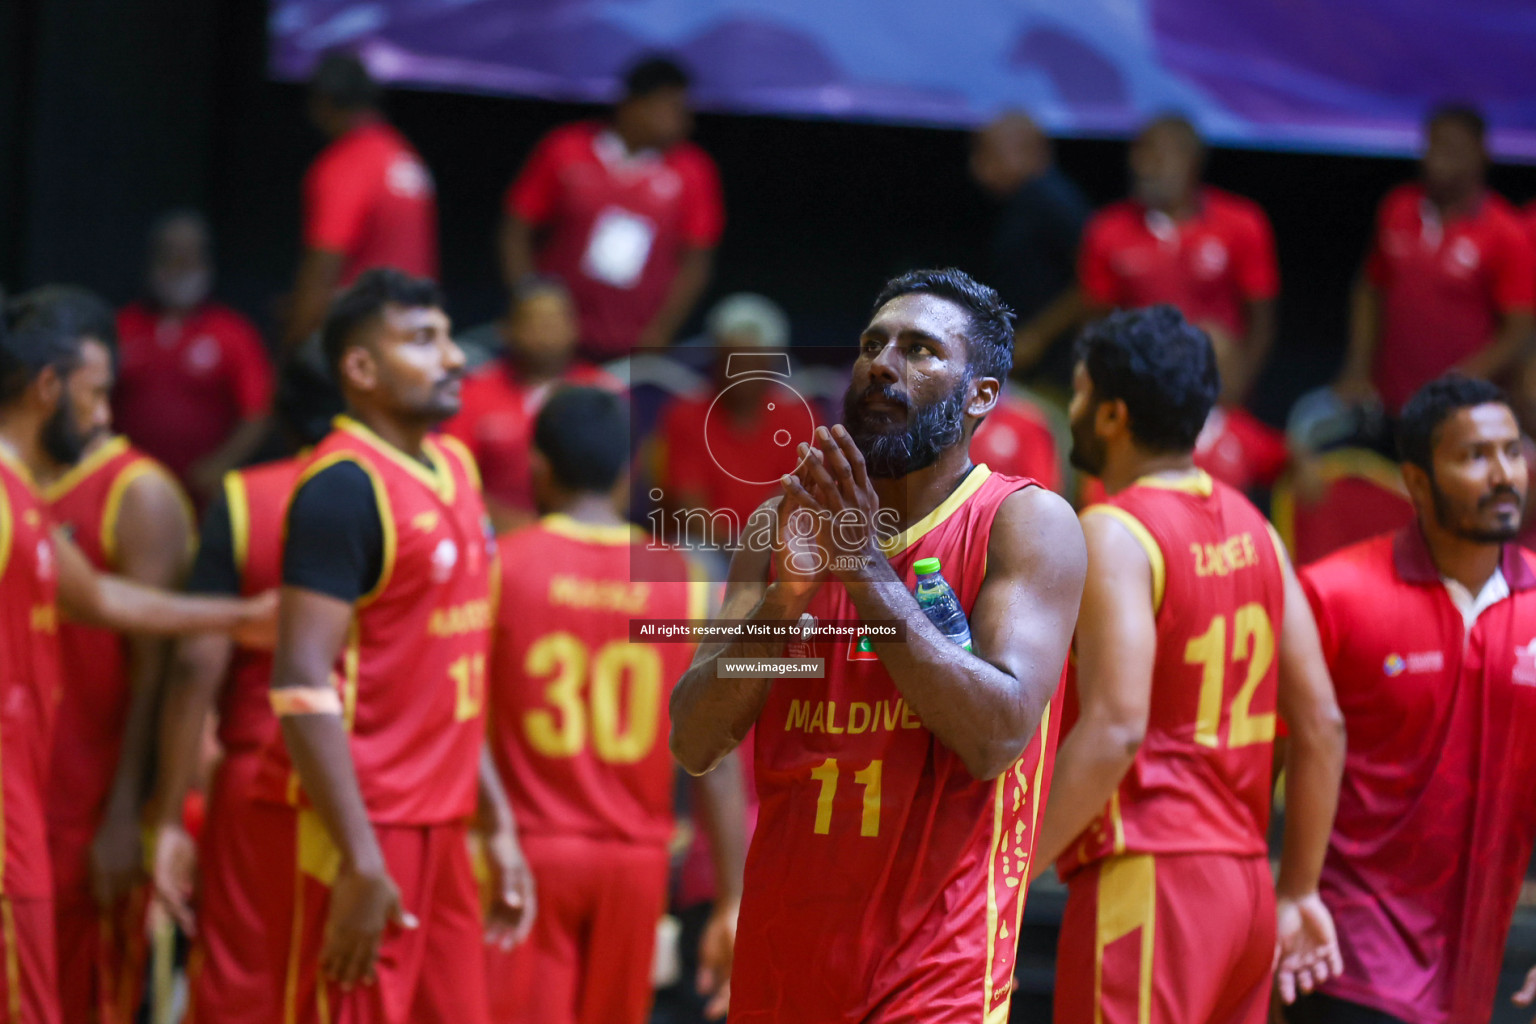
[[732, 467, 1062, 1024], [488, 516, 711, 845], [256, 417, 493, 824], [218, 458, 304, 754], [44, 437, 187, 842], [0, 448, 64, 898], [1057, 471, 1285, 877]]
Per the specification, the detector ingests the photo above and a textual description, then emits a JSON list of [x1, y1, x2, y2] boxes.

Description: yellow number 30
[[1183, 603, 1277, 749], [522, 632, 663, 764]]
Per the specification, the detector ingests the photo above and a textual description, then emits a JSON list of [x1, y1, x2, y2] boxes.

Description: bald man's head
[[971, 111, 1051, 197]]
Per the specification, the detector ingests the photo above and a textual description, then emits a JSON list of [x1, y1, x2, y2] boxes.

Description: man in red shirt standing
[[485, 387, 744, 1024], [0, 290, 273, 1024], [669, 269, 1087, 1022], [115, 211, 274, 502], [500, 56, 723, 361], [283, 53, 438, 352], [440, 278, 619, 533], [1294, 375, 1536, 1024], [1335, 107, 1535, 415], [254, 269, 531, 1024], [1078, 116, 1279, 410], [8, 288, 196, 1024], [1035, 306, 1346, 1024]]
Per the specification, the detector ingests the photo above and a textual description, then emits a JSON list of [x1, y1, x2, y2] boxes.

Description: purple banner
[[269, 0, 1536, 162]]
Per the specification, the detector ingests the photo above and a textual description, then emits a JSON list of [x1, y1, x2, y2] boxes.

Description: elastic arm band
[[270, 687, 344, 717]]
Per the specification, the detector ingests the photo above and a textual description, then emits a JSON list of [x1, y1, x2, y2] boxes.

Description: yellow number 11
[[810, 758, 883, 837]]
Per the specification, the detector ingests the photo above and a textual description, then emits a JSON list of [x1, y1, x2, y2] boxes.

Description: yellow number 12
[[1183, 602, 1276, 749]]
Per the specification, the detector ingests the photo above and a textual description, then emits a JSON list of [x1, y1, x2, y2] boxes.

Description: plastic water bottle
[[913, 557, 973, 651]]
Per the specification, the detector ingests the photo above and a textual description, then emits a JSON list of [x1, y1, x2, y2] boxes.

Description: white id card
[[580, 206, 656, 289]]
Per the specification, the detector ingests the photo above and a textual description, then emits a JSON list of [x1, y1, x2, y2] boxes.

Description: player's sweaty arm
[[838, 485, 1086, 782], [670, 500, 818, 776], [273, 585, 413, 985], [1031, 512, 1156, 876], [1273, 553, 1346, 1002], [53, 527, 271, 639], [92, 471, 194, 909]]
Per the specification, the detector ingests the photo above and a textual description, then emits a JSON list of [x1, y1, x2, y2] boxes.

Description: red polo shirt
[[438, 359, 620, 518], [305, 117, 438, 285], [969, 392, 1060, 493], [505, 121, 724, 359], [1366, 184, 1534, 412], [1078, 187, 1278, 340], [1300, 529, 1536, 1024], [113, 301, 275, 484]]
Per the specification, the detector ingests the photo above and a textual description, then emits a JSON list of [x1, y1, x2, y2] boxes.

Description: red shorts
[[185, 750, 280, 1024], [1056, 852, 1275, 1024], [251, 804, 490, 1024], [49, 825, 149, 1024], [1, 897, 60, 1024], [485, 834, 669, 1024]]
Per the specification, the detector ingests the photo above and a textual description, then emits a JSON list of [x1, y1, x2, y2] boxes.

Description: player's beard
[[1431, 479, 1525, 543], [1068, 403, 1106, 476], [41, 401, 90, 467], [842, 376, 968, 479]]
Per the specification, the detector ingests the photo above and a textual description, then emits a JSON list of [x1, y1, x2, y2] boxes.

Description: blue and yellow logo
[[1383, 653, 1406, 677]]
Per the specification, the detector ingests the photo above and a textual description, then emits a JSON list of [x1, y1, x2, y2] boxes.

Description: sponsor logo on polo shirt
[[1513, 638, 1536, 687], [1384, 651, 1444, 677]]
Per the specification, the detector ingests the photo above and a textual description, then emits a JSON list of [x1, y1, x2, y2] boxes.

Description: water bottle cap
[[913, 557, 942, 576]]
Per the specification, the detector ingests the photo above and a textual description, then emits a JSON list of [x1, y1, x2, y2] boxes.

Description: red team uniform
[[1055, 472, 1284, 1024], [182, 458, 303, 1024], [43, 437, 187, 1024], [733, 467, 1061, 1024], [1300, 530, 1536, 1024], [251, 418, 493, 1024], [0, 447, 65, 1024], [485, 515, 710, 1024]]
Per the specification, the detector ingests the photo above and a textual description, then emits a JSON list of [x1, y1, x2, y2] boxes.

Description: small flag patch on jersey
[[847, 635, 879, 662]]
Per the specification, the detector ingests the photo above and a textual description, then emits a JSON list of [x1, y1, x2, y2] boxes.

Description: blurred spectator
[[500, 56, 723, 362], [1079, 115, 1279, 408], [1336, 106, 1535, 414], [439, 277, 619, 533], [281, 52, 437, 351], [114, 211, 274, 502], [969, 112, 1091, 392], [969, 386, 1063, 493], [652, 294, 811, 543]]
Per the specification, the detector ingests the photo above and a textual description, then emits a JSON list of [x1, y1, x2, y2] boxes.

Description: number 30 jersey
[[488, 515, 711, 846], [733, 467, 1062, 1024], [1057, 471, 1285, 879]]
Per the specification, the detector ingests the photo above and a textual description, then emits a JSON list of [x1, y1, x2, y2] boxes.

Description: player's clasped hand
[[321, 863, 417, 987], [1274, 892, 1345, 1004], [780, 424, 884, 577]]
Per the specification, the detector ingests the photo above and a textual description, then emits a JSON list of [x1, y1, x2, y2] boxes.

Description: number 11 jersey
[[733, 467, 1062, 1024]]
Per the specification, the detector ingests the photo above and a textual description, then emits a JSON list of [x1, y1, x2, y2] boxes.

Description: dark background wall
[[5, 0, 1536, 426]]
